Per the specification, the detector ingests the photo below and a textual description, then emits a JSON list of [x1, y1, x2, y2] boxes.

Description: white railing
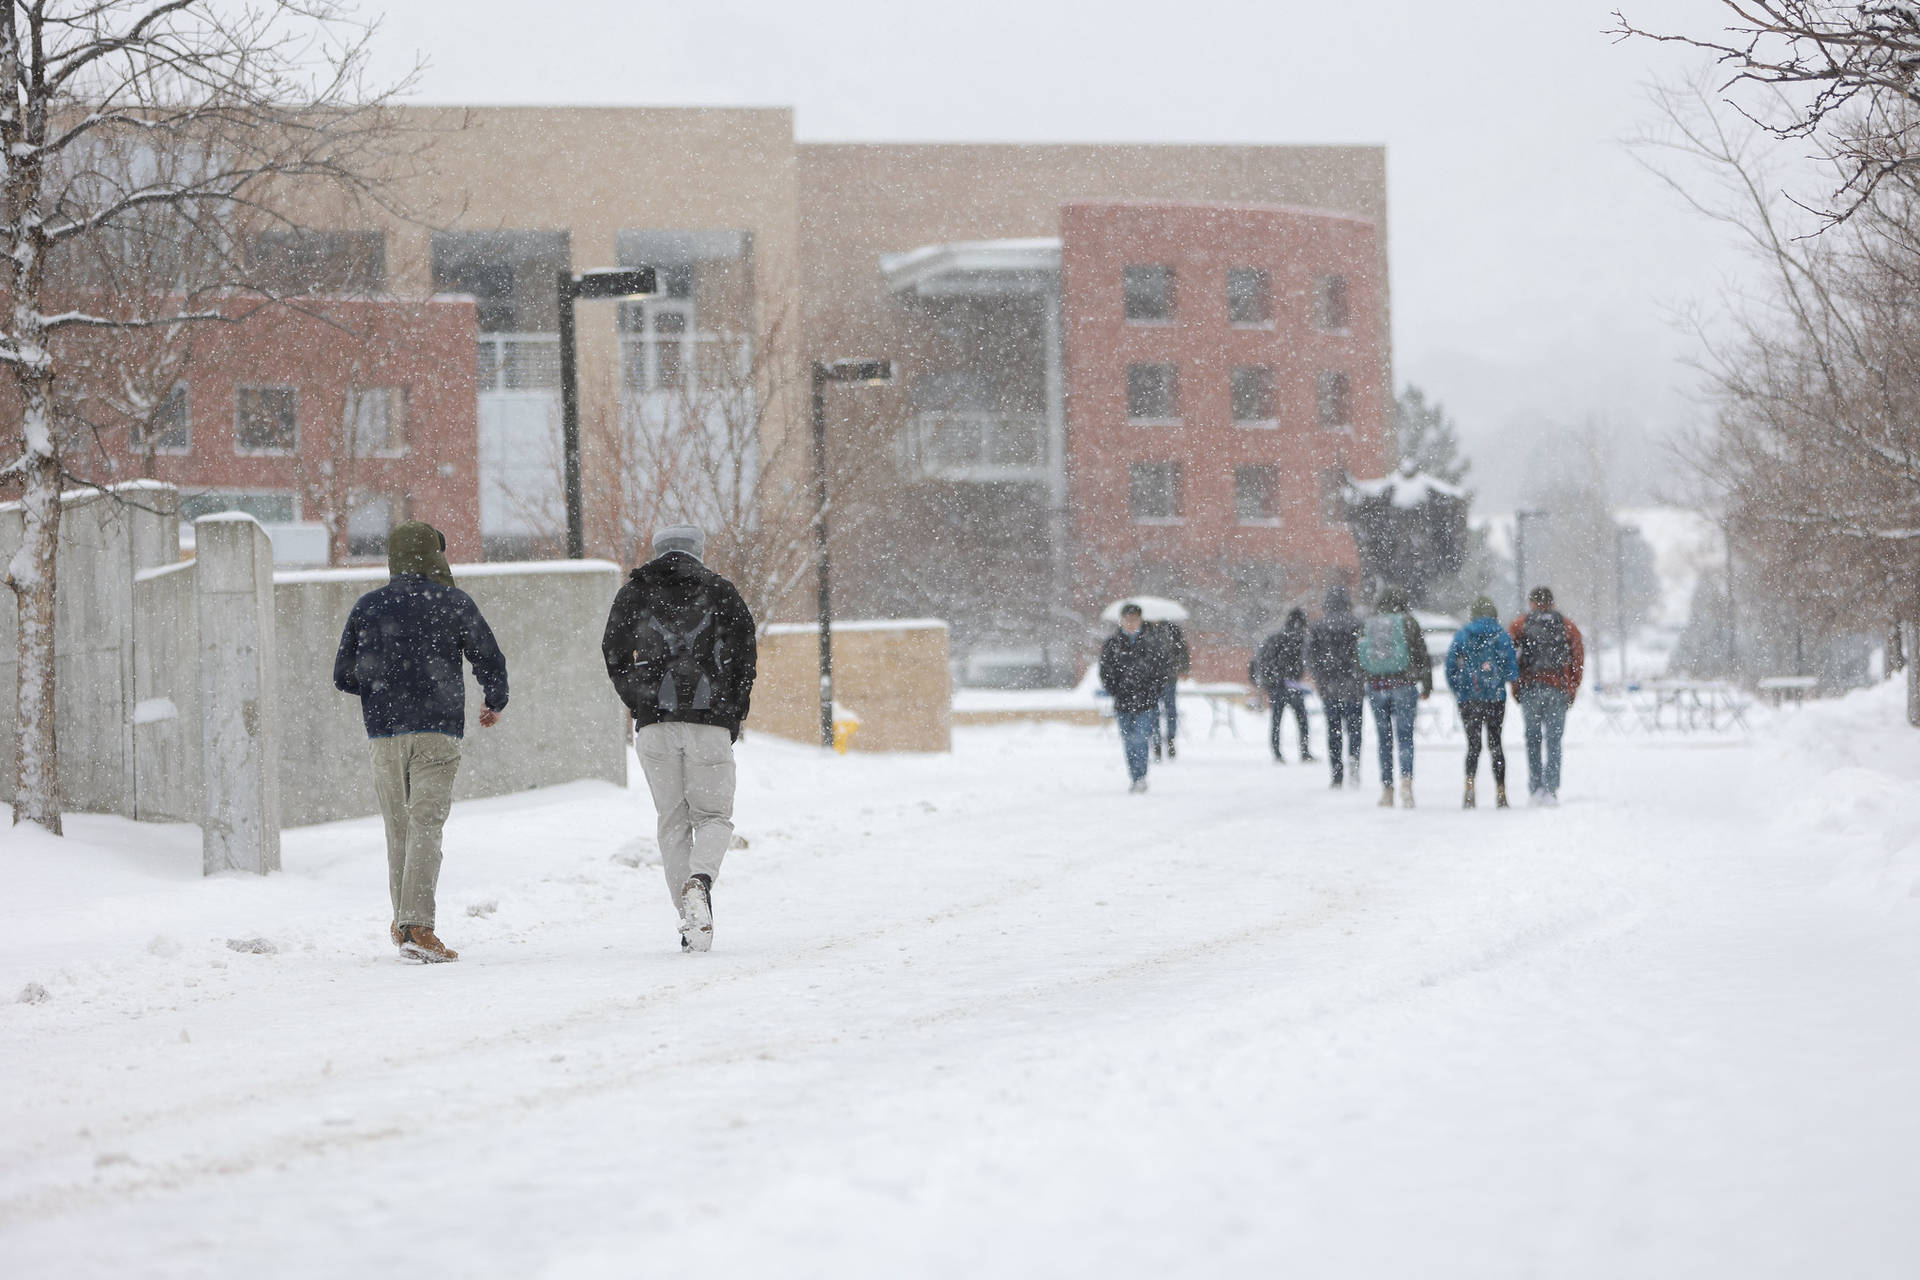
[[904, 411, 1050, 482], [618, 334, 751, 395], [476, 333, 561, 392]]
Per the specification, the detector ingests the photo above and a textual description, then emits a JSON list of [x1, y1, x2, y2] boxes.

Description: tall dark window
[[1231, 366, 1276, 423], [1316, 275, 1351, 331], [430, 229, 572, 333], [134, 384, 190, 454], [235, 387, 297, 454], [1235, 465, 1278, 522], [1316, 371, 1352, 428], [1127, 363, 1179, 420], [1130, 462, 1183, 520], [1227, 268, 1271, 325], [1123, 264, 1174, 322]]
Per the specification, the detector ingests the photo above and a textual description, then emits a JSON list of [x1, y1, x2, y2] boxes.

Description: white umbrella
[[1100, 595, 1190, 625]]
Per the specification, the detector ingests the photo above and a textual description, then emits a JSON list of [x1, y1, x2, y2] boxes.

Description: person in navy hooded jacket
[[1445, 595, 1519, 809]]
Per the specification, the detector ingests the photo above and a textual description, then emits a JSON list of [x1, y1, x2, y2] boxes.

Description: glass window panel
[[1227, 268, 1271, 325], [1231, 366, 1275, 422], [1126, 363, 1179, 420], [1123, 265, 1174, 321], [235, 387, 297, 453]]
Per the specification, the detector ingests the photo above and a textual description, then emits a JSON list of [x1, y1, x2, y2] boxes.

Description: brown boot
[[1495, 783, 1510, 809], [1464, 777, 1476, 809], [1378, 785, 1395, 808], [389, 921, 403, 948], [1400, 778, 1415, 809], [399, 925, 459, 963]]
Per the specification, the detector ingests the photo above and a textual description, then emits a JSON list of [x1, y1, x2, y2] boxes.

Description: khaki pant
[[370, 732, 462, 929], [636, 722, 735, 909]]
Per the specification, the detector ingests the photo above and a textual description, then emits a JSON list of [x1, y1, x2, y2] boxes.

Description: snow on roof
[[1349, 471, 1467, 508], [880, 238, 1062, 296]]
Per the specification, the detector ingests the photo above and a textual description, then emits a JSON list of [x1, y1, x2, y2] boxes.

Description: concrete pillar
[[195, 514, 281, 875]]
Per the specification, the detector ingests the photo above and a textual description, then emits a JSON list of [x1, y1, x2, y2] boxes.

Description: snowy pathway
[[4, 696, 1920, 1277]]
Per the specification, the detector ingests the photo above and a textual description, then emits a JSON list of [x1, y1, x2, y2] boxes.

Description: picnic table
[[1592, 680, 1752, 734], [1757, 675, 1818, 707]]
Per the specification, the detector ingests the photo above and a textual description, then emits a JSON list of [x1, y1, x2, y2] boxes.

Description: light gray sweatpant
[[636, 721, 736, 909], [370, 732, 462, 929]]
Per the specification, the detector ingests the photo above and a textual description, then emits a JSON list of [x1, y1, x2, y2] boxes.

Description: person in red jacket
[[1508, 585, 1585, 806]]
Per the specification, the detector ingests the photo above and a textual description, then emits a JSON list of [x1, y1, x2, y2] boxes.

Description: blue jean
[[1118, 710, 1155, 782], [1517, 685, 1570, 794], [1151, 680, 1179, 748], [1368, 684, 1419, 784], [1324, 700, 1364, 782]]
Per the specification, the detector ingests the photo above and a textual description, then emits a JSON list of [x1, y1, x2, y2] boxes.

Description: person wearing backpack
[[1358, 583, 1432, 808], [601, 524, 758, 952], [333, 522, 508, 963], [1251, 608, 1314, 764], [1307, 585, 1366, 788], [1508, 585, 1585, 806], [1446, 596, 1520, 809]]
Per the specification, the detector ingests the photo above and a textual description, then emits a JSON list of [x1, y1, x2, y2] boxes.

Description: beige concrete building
[[260, 108, 1391, 682]]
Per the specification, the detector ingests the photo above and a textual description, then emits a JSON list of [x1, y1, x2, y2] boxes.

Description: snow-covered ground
[[6, 687, 1920, 1277]]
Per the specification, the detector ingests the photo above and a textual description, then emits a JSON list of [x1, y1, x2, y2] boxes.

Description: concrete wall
[[0, 482, 181, 816], [197, 516, 281, 874], [749, 620, 951, 753], [132, 559, 201, 823], [273, 560, 628, 827]]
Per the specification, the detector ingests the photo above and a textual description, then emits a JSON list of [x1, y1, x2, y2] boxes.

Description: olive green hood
[[1376, 583, 1412, 614], [387, 521, 454, 588]]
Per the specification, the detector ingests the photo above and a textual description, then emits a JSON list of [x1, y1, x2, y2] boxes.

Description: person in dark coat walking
[[602, 524, 757, 952], [333, 521, 508, 963], [1099, 602, 1170, 792], [1252, 608, 1315, 763], [1307, 586, 1366, 788], [1146, 618, 1190, 760], [1508, 585, 1585, 806]]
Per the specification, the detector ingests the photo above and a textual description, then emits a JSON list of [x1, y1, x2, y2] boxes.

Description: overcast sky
[[366, 0, 1749, 507]]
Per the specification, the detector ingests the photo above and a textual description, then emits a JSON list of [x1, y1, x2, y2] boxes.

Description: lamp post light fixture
[[812, 357, 894, 749], [556, 266, 658, 559], [1513, 508, 1548, 618]]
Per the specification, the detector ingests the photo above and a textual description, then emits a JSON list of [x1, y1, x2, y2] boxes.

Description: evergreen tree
[[1394, 386, 1472, 486]]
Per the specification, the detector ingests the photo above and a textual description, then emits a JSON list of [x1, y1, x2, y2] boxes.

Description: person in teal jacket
[[1445, 596, 1520, 809]]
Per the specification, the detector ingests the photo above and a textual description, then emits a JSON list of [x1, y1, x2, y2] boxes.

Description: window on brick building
[[248, 229, 386, 294], [345, 492, 395, 559], [1231, 366, 1276, 424], [133, 384, 190, 455], [1123, 265, 1174, 322], [1319, 467, 1348, 520], [1127, 363, 1179, 421], [1130, 462, 1182, 521], [346, 387, 407, 455], [1315, 274, 1351, 331], [1235, 465, 1278, 523], [1227, 268, 1271, 325], [1316, 371, 1352, 429], [235, 386, 297, 454]]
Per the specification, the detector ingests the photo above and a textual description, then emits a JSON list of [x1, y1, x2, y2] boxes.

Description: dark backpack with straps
[[1517, 609, 1572, 675], [633, 587, 726, 715]]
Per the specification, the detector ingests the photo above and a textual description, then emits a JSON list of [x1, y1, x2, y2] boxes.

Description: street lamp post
[[556, 266, 657, 559], [1513, 508, 1547, 617], [1616, 522, 1640, 688], [812, 358, 894, 749]]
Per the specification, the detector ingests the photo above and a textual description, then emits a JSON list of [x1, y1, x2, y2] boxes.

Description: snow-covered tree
[[0, 2, 413, 833]]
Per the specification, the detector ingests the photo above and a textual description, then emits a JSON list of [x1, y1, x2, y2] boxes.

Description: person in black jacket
[[1146, 618, 1190, 760], [601, 524, 757, 952], [1099, 602, 1171, 792], [1307, 585, 1366, 789], [334, 521, 508, 963], [1252, 607, 1315, 764]]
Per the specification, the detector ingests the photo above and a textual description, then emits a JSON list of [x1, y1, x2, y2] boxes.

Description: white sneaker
[[1542, 790, 1561, 808], [1129, 778, 1148, 794], [680, 875, 713, 952]]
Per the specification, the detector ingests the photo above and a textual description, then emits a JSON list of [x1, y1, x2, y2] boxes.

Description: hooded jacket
[[332, 524, 508, 739], [1099, 625, 1171, 714], [1446, 616, 1520, 703], [601, 551, 758, 738], [1508, 608, 1586, 702], [1252, 610, 1309, 690], [1307, 587, 1366, 705]]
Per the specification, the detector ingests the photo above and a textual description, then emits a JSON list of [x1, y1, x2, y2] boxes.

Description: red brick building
[[1060, 201, 1391, 679], [99, 297, 481, 563]]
